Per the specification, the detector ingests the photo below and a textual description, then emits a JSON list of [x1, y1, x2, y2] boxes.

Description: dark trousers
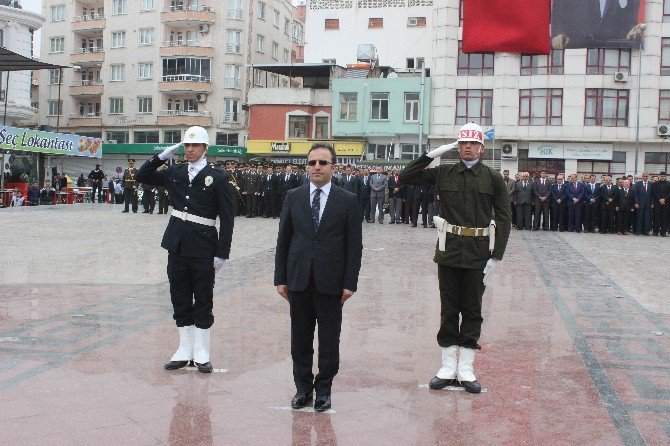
[[617, 208, 633, 233], [567, 202, 583, 232], [511, 201, 517, 227], [550, 203, 566, 231], [437, 265, 484, 350], [359, 197, 370, 221], [584, 201, 598, 232], [158, 192, 169, 213], [274, 194, 283, 217], [143, 191, 155, 212], [516, 203, 532, 229], [408, 197, 420, 225], [653, 204, 669, 235], [533, 199, 550, 229], [91, 184, 102, 203], [636, 206, 652, 234], [123, 187, 138, 212], [245, 193, 258, 217], [289, 272, 342, 397], [263, 192, 274, 217], [600, 205, 616, 233], [167, 253, 215, 329]]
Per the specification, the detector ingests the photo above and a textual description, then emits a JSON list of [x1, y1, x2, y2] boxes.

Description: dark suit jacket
[[533, 179, 551, 202], [598, 184, 619, 208], [515, 180, 533, 205], [634, 181, 653, 207], [617, 187, 636, 210], [340, 174, 361, 196], [565, 181, 585, 206], [358, 174, 371, 199], [387, 174, 405, 198], [584, 182, 599, 204], [652, 180, 670, 204], [274, 184, 363, 295], [550, 183, 567, 205], [281, 173, 299, 193], [137, 155, 235, 259]]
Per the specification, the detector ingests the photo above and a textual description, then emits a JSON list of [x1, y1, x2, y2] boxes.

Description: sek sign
[[528, 142, 613, 160]]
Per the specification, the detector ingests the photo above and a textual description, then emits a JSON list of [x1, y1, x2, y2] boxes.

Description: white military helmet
[[456, 123, 484, 144], [183, 126, 209, 145]]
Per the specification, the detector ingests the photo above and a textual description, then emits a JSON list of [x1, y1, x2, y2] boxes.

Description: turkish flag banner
[[462, 0, 551, 54]]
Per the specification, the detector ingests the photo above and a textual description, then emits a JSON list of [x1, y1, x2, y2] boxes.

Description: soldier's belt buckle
[[460, 227, 475, 237], [181, 212, 187, 221]]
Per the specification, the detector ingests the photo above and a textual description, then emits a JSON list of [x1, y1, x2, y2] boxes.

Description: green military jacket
[[399, 154, 512, 269]]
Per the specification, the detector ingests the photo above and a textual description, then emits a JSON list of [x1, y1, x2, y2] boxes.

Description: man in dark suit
[[634, 172, 653, 235], [549, 174, 567, 231], [387, 169, 405, 224], [532, 170, 551, 230], [243, 164, 262, 218], [136, 126, 234, 373], [275, 143, 363, 413], [584, 174, 599, 232], [280, 165, 299, 212], [357, 167, 372, 222], [651, 171, 670, 236], [340, 165, 360, 197], [598, 176, 618, 234], [566, 174, 585, 232], [261, 165, 280, 218], [617, 179, 636, 234], [515, 172, 533, 230]]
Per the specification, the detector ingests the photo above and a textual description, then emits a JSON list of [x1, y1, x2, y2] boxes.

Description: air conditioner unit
[[658, 125, 669, 137], [198, 24, 209, 34], [614, 71, 628, 82], [196, 93, 207, 103], [501, 142, 518, 160], [407, 17, 418, 26]]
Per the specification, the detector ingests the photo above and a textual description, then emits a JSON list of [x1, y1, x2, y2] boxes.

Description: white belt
[[433, 216, 496, 253], [171, 209, 216, 227]]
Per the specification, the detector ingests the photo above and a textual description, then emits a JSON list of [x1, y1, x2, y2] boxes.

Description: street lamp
[[634, 23, 647, 175]]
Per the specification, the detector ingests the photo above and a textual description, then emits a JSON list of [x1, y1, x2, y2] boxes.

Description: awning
[[246, 63, 340, 78], [0, 47, 69, 71], [102, 143, 246, 157]]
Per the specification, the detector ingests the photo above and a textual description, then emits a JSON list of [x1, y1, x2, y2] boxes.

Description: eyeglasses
[[307, 160, 331, 166]]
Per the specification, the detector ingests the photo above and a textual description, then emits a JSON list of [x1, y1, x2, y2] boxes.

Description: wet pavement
[[0, 204, 668, 445]]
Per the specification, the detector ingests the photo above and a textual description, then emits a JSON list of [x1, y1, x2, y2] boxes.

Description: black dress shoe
[[314, 396, 331, 412], [390, 221, 395, 224], [122, 210, 129, 213], [461, 380, 482, 394], [164, 360, 190, 370], [411, 224, 417, 227], [195, 361, 213, 373], [291, 392, 313, 409], [429, 376, 461, 389], [429, 224, 436, 229]]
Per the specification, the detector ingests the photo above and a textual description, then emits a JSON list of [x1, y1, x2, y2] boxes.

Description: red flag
[[462, 0, 551, 54]]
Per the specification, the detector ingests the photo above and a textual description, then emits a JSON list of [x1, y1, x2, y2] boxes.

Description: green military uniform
[[399, 153, 512, 349], [122, 164, 139, 213]]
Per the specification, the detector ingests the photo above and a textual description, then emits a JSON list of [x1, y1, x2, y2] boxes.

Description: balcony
[[160, 40, 214, 58], [157, 110, 212, 126], [72, 15, 105, 32], [70, 81, 103, 96], [159, 74, 212, 93], [161, 5, 215, 26], [69, 113, 102, 127], [70, 47, 104, 65]]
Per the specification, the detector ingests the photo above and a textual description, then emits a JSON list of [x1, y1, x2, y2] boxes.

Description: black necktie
[[312, 189, 321, 232]]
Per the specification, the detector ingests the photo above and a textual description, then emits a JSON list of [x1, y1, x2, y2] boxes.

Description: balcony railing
[[73, 46, 104, 54], [223, 112, 238, 123], [73, 14, 105, 22], [162, 5, 213, 12], [161, 74, 211, 82], [73, 80, 103, 86], [159, 109, 210, 116], [226, 43, 241, 54], [162, 40, 212, 47], [71, 112, 101, 117]]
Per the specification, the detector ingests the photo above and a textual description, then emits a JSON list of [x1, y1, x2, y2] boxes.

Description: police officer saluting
[[399, 123, 512, 393], [136, 126, 235, 373]]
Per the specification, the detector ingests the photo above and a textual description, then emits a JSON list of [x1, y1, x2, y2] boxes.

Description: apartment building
[[36, 0, 297, 153]]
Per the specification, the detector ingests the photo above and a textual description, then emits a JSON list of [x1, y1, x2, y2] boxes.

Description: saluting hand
[[341, 289, 354, 305], [277, 285, 289, 302]]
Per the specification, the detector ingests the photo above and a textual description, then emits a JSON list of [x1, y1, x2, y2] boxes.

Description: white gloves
[[213, 257, 226, 273], [426, 142, 458, 159], [157, 143, 182, 161], [482, 258, 500, 287]]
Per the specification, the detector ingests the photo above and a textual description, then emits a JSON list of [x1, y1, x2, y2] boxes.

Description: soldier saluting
[[122, 159, 139, 213], [136, 126, 235, 373], [399, 123, 512, 393]]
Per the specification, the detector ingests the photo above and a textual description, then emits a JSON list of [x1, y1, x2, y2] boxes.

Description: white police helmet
[[182, 126, 209, 145], [456, 123, 484, 144]]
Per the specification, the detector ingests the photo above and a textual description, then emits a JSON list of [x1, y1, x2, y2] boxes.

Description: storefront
[[246, 140, 365, 166]]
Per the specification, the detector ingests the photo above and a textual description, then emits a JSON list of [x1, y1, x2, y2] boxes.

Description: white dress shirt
[[462, 158, 479, 169], [188, 158, 207, 182], [309, 181, 332, 222]]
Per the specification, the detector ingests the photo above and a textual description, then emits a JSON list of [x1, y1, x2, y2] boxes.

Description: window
[[660, 90, 670, 123], [456, 89, 493, 125], [586, 48, 631, 74], [578, 151, 626, 176], [258, 2, 266, 19], [228, 0, 242, 19], [400, 144, 424, 160], [256, 35, 264, 53], [273, 9, 280, 27], [459, 0, 464, 26], [138, 97, 153, 113], [141, 0, 155, 11], [49, 69, 61, 85], [139, 63, 153, 79], [644, 152, 670, 174], [665, 0, 670, 23], [112, 0, 126, 15], [162, 58, 211, 82], [283, 49, 290, 63], [517, 149, 565, 174], [49, 37, 64, 53], [225, 64, 240, 88], [106, 131, 129, 143], [323, 58, 336, 64], [272, 42, 279, 60], [139, 28, 155, 45], [339, 93, 357, 120], [285, 18, 291, 35], [403, 92, 420, 122], [254, 69, 263, 86], [406, 57, 425, 69], [216, 133, 239, 146], [407, 17, 426, 27], [289, 115, 309, 138], [134, 131, 159, 143], [164, 130, 181, 143], [77, 101, 100, 117], [662, 38, 670, 75], [367, 143, 392, 159], [585, 89, 629, 127], [224, 99, 238, 122], [0, 29, 3, 48], [315, 116, 329, 139], [112, 31, 126, 48], [226, 30, 242, 53], [370, 92, 389, 120], [109, 98, 124, 114], [325, 19, 339, 30], [519, 89, 563, 125], [520, 50, 564, 75], [270, 73, 279, 87], [48, 100, 62, 116], [110, 64, 125, 81], [368, 18, 383, 29], [51, 5, 65, 22], [457, 41, 494, 76]]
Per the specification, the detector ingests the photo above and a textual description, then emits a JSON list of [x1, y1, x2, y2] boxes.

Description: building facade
[[0, 1, 44, 126], [36, 0, 297, 148]]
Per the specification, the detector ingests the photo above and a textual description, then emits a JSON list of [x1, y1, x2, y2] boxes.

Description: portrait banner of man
[[551, 0, 645, 49]]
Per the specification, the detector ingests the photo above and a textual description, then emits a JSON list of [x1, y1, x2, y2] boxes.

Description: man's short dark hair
[[308, 143, 336, 164]]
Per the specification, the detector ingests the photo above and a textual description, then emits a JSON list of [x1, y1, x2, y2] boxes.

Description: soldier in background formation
[[122, 159, 139, 213]]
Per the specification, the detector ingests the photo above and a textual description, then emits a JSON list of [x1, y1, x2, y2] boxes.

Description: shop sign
[[563, 143, 612, 160], [271, 142, 290, 152], [528, 142, 563, 159], [0, 125, 102, 158]]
